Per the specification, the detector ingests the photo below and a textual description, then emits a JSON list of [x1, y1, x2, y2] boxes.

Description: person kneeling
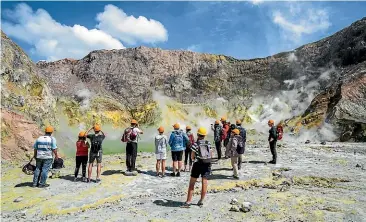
[[182, 127, 213, 208]]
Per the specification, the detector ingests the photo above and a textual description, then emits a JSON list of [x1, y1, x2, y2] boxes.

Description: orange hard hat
[[268, 120, 275, 125], [131, 119, 138, 124], [215, 120, 220, 124], [94, 124, 101, 131], [236, 120, 241, 125], [79, 131, 86, 137], [157, 126, 164, 133], [45, 126, 54, 133], [173, 123, 180, 129], [220, 117, 227, 121], [186, 126, 192, 130], [232, 129, 240, 135]]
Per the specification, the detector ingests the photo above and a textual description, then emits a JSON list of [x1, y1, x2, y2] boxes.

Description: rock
[[13, 197, 23, 203], [272, 171, 281, 177], [321, 141, 327, 145], [230, 205, 240, 212], [356, 164, 361, 168], [305, 140, 311, 144], [240, 202, 252, 213], [230, 198, 238, 205]]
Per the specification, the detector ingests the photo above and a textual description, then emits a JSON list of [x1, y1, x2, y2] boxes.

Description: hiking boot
[[233, 175, 240, 180], [87, 178, 91, 183], [74, 177, 78, 182], [176, 172, 181, 177], [39, 184, 50, 188], [170, 172, 176, 177], [95, 178, 101, 183], [161, 174, 166, 178], [82, 177, 87, 182], [197, 200, 204, 207]]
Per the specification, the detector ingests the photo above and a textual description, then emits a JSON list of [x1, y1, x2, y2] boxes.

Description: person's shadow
[[153, 199, 185, 208], [102, 170, 122, 176], [15, 182, 34, 188], [138, 170, 158, 177], [247, 160, 267, 164], [59, 175, 75, 182]]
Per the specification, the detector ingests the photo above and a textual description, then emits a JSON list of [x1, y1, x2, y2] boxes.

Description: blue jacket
[[169, 130, 188, 152]]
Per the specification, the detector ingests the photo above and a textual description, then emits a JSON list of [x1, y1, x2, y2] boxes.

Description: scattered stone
[[321, 141, 327, 145], [305, 140, 311, 144], [272, 171, 281, 177], [230, 198, 238, 205], [229, 205, 240, 212], [356, 164, 361, 168], [14, 197, 24, 202], [240, 202, 252, 213]]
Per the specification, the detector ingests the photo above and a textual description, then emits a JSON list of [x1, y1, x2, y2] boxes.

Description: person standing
[[32, 126, 59, 188], [122, 119, 144, 173], [235, 120, 247, 170], [268, 120, 278, 164], [74, 131, 89, 182], [184, 126, 195, 172], [155, 126, 168, 177], [86, 124, 105, 183], [168, 123, 188, 177], [182, 127, 213, 207], [211, 120, 223, 160], [226, 129, 243, 179]]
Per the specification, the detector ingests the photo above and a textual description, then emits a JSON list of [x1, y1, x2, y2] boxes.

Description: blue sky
[[2, 1, 366, 62]]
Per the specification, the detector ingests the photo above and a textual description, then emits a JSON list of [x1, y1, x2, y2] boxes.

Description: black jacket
[[268, 126, 277, 142]]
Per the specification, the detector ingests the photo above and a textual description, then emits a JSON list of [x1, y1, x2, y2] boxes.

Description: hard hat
[[94, 124, 101, 131], [215, 120, 220, 124], [220, 117, 227, 121], [78, 131, 86, 137], [236, 120, 241, 125], [186, 126, 192, 130], [232, 129, 240, 135], [173, 123, 180, 129], [197, 127, 207, 136], [131, 119, 138, 124], [268, 120, 275, 125], [45, 126, 54, 133], [157, 126, 164, 133]]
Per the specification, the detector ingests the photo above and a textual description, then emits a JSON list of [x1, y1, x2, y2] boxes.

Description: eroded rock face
[[1, 31, 58, 128]]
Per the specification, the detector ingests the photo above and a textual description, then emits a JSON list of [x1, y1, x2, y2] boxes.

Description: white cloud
[[250, 0, 264, 5], [187, 44, 201, 52], [96, 4, 168, 45], [272, 6, 331, 42], [2, 3, 125, 61]]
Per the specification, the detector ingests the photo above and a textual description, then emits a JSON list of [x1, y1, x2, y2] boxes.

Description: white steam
[[75, 88, 92, 110]]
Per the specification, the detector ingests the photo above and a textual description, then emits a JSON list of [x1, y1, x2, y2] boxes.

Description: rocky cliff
[[1, 17, 366, 146]]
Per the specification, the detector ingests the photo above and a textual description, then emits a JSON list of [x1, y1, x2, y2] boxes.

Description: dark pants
[[75, 156, 88, 178], [215, 141, 222, 159], [270, 141, 277, 163], [33, 158, 53, 186], [184, 149, 192, 166], [126, 142, 138, 171]]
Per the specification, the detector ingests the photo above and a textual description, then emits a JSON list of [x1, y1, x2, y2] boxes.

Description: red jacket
[[76, 141, 89, 156], [221, 123, 230, 141]]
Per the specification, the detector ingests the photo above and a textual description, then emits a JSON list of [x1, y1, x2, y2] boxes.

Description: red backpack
[[276, 124, 284, 140], [187, 133, 195, 148], [121, 127, 137, 142]]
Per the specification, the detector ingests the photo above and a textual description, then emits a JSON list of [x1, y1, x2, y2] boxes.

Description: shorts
[[191, 162, 212, 179], [89, 152, 102, 163], [156, 153, 167, 160], [171, 151, 183, 161]]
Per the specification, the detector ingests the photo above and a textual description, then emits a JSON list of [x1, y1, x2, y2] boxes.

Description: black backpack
[[91, 135, 103, 153], [52, 158, 65, 169], [214, 125, 222, 142]]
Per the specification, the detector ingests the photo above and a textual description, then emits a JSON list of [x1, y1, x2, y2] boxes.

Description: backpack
[[236, 136, 245, 154], [214, 125, 222, 142], [173, 130, 184, 147], [22, 158, 36, 175], [276, 124, 284, 140], [187, 132, 195, 148], [52, 158, 65, 169], [197, 140, 213, 163], [121, 127, 137, 143], [91, 136, 103, 153]]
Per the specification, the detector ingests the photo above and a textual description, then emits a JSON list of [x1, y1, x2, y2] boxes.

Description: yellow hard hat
[[45, 126, 54, 133], [173, 123, 180, 129], [94, 124, 101, 131], [197, 127, 207, 136], [78, 131, 86, 137], [232, 129, 240, 135], [268, 120, 274, 125], [157, 126, 164, 133]]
